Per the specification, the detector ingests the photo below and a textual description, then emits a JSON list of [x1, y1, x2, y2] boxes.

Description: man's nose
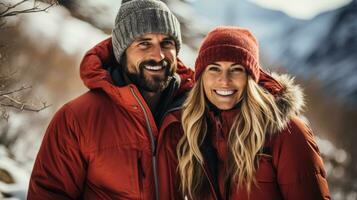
[[150, 45, 165, 62]]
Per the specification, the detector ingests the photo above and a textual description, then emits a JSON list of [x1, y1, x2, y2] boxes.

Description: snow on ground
[[0, 146, 29, 199]]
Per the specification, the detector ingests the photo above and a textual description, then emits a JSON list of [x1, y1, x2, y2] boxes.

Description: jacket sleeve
[[274, 117, 330, 200], [28, 104, 86, 199]]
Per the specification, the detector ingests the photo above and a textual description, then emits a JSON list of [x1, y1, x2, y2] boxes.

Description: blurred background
[[0, 0, 356, 199]]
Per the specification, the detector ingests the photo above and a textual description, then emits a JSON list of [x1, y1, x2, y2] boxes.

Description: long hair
[[177, 75, 284, 199]]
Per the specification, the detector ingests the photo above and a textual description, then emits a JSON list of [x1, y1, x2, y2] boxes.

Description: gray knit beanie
[[112, 0, 182, 64]]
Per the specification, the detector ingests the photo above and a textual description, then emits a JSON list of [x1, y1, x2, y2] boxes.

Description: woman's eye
[[231, 66, 245, 73], [207, 66, 220, 72]]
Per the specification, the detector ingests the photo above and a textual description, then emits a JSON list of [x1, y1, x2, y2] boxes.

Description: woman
[[177, 26, 330, 200]]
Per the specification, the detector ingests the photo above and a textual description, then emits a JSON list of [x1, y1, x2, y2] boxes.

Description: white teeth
[[145, 65, 163, 71], [215, 90, 235, 96]]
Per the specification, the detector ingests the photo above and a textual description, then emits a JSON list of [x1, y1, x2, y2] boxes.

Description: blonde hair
[[177, 75, 284, 199]]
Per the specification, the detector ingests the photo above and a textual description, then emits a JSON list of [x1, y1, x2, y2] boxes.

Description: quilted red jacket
[[175, 74, 330, 200], [28, 38, 194, 200], [203, 112, 331, 200]]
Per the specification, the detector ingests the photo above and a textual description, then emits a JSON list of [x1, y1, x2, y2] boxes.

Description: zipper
[[137, 151, 145, 199], [130, 86, 160, 200]]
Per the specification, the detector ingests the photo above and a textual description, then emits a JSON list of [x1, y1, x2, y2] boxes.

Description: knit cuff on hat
[[112, 8, 181, 64], [194, 45, 260, 82]]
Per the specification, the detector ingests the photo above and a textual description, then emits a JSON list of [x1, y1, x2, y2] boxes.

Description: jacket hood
[[269, 72, 305, 133], [79, 37, 194, 107]]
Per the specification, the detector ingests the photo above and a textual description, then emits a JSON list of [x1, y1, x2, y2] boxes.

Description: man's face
[[124, 33, 177, 93]]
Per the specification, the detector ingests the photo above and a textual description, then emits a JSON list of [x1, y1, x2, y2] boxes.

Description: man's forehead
[[134, 33, 174, 41]]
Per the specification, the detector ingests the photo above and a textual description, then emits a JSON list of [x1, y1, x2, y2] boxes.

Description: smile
[[214, 89, 236, 96], [144, 65, 164, 71]]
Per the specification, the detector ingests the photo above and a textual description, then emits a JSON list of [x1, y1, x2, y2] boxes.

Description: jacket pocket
[[253, 154, 283, 199], [256, 154, 276, 182], [137, 150, 145, 200], [87, 145, 144, 199]]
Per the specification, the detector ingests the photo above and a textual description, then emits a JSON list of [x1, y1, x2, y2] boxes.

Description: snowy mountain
[[190, 0, 357, 107], [270, 0, 357, 105], [189, 0, 304, 56]]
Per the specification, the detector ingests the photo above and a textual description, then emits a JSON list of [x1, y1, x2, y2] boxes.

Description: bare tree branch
[[2, 94, 24, 105], [1, 94, 51, 112], [0, 0, 57, 18], [0, 85, 31, 96], [0, 0, 57, 120], [1, 103, 51, 112], [0, 1, 28, 16], [0, 71, 18, 81]]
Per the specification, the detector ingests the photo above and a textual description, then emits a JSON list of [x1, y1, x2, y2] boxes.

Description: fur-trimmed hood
[[205, 71, 305, 135], [269, 72, 305, 133]]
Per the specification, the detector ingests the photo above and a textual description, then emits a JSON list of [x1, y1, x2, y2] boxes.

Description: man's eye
[[138, 42, 150, 48], [161, 40, 175, 48]]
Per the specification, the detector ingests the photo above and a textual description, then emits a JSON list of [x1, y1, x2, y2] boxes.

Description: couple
[[28, 0, 330, 199]]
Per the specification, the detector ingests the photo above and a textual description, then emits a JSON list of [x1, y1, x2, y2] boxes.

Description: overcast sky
[[248, 0, 351, 19]]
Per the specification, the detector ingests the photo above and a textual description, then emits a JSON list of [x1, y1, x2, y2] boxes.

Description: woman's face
[[202, 61, 248, 110]]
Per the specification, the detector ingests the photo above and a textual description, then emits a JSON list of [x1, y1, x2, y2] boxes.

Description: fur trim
[[270, 72, 305, 132]]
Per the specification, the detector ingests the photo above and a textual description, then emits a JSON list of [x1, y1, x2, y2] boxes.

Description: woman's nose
[[218, 71, 231, 85]]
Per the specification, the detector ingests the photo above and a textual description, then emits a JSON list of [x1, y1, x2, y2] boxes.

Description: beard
[[124, 58, 176, 93]]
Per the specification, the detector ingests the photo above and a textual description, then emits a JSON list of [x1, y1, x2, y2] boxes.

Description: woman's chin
[[214, 102, 236, 110]]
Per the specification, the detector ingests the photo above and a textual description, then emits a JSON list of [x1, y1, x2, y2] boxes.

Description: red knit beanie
[[195, 26, 260, 81], [195, 26, 284, 95]]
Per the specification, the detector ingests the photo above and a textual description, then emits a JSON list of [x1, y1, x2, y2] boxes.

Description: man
[[28, 0, 194, 199]]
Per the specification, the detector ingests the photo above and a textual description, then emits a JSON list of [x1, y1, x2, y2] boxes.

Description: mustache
[[139, 59, 170, 68]]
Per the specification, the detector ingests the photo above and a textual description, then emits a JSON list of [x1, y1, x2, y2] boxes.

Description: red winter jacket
[[176, 74, 330, 200], [28, 38, 194, 200]]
